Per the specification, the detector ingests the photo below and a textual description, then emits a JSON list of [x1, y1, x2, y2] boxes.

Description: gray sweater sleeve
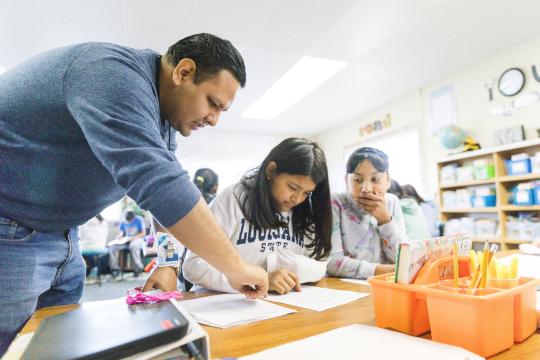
[[327, 198, 378, 279], [63, 47, 200, 227], [326, 194, 407, 279]]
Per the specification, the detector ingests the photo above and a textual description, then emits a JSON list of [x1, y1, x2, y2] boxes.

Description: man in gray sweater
[[0, 33, 268, 353]]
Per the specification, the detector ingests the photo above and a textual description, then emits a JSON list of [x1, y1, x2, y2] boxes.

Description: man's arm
[[151, 217, 168, 234], [143, 198, 268, 298]]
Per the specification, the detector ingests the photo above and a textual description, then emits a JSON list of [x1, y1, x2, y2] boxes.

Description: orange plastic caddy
[[369, 256, 539, 358]]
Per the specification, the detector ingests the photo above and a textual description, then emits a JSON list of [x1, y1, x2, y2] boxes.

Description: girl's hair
[[194, 168, 219, 204], [238, 137, 332, 260], [401, 184, 426, 204], [388, 179, 404, 199], [346, 147, 389, 174]]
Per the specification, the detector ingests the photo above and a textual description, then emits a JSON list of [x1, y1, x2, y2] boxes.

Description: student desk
[[20, 277, 539, 359]]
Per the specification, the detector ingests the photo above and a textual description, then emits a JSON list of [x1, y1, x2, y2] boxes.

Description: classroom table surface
[[20, 277, 539, 359]]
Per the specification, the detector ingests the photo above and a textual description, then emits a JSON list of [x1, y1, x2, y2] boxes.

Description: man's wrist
[[221, 252, 246, 276]]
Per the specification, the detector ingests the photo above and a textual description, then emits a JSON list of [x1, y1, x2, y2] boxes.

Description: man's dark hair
[[166, 33, 246, 87]]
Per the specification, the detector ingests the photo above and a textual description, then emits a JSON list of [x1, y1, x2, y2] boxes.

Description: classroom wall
[[317, 35, 540, 197], [176, 129, 296, 192]]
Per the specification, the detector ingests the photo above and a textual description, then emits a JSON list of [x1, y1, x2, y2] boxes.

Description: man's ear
[[265, 161, 277, 180], [172, 58, 196, 85]]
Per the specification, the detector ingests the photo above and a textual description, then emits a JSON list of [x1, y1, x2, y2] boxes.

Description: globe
[[437, 125, 466, 150]]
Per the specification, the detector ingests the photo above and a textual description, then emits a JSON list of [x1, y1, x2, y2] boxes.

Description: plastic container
[[534, 183, 540, 205], [369, 273, 430, 336], [456, 166, 474, 182], [471, 194, 496, 207], [512, 188, 535, 205], [369, 255, 540, 358], [531, 153, 540, 173], [421, 276, 539, 356], [512, 277, 539, 342], [505, 159, 532, 175], [422, 282, 513, 357], [473, 163, 495, 180], [487, 277, 519, 289], [368, 256, 470, 336]]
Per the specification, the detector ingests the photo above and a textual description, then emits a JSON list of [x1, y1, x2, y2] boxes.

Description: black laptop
[[22, 299, 189, 360]]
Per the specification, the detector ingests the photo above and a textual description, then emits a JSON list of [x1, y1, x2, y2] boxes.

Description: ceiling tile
[[188, 0, 281, 48], [0, 8, 51, 67], [39, 0, 124, 24], [123, 0, 197, 52], [253, 0, 357, 54]]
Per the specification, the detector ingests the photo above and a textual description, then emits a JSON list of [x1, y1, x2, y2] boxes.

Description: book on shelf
[[395, 234, 472, 284]]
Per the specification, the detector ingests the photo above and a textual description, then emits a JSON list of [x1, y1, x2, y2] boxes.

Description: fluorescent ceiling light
[[242, 56, 347, 120]]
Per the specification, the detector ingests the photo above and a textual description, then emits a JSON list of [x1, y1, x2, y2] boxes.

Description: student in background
[[183, 138, 332, 294], [193, 168, 219, 204], [327, 147, 407, 279], [109, 210, 146, 278], [388, 180, 430, 241], [401, 184, 440, 237], [79, 214, 109, 277]]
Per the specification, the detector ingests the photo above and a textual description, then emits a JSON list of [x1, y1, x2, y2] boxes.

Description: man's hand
[[374, 264, 395, 276], [269, 269, 301, 295], [356, 193, 391, 225], [142, 266, 177, 292], [226, 263, 269, 299]]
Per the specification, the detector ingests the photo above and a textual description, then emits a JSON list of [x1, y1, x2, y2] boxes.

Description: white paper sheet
[[264, 285, 369, 311], [240, 324, 484, 360], [340, 278, 371, 286], [519, 243, 540, 255], [179, 294, 295, 328], [107, 236, 130, 246], [508, 254, 540, 280]]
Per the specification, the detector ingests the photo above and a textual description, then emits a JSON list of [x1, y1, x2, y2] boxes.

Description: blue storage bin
[[505, 159, 532, 175], [512, 188, 535, 205], [534, 185, 540, 205], [471, 194, 496, 207]]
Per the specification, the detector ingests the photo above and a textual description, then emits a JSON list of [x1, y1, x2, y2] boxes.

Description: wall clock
[[498, 68, 525, 97]]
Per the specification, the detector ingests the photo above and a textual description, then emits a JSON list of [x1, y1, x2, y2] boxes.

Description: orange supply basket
[[369, 256, 539, 358]]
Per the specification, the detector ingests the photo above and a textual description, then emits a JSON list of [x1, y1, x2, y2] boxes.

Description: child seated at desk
[[183, 137, 332, 294], [327, 147, 407, 279]]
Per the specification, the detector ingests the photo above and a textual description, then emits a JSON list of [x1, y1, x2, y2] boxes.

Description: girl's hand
[[269, 269, 301, 295], [356, 193, 391, 225], [374, 264, 395, 276]]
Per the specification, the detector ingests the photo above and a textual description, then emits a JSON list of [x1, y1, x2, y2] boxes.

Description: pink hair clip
[[126, 286, 183, 305]]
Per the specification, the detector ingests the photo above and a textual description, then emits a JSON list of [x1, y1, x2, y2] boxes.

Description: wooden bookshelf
[[439, 179, 496, 189], [501, 205, 540, 211], [437, 138, 540, 250], [498, 173, 540, 183], [440, 207, 498, 213]]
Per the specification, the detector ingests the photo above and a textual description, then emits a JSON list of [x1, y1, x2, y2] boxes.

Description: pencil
[[480, 240, 489, 288]]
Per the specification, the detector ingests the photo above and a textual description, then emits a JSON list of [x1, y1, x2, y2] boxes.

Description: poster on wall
[[428, 85, 457, 134], [494, 125, 525, 145]]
